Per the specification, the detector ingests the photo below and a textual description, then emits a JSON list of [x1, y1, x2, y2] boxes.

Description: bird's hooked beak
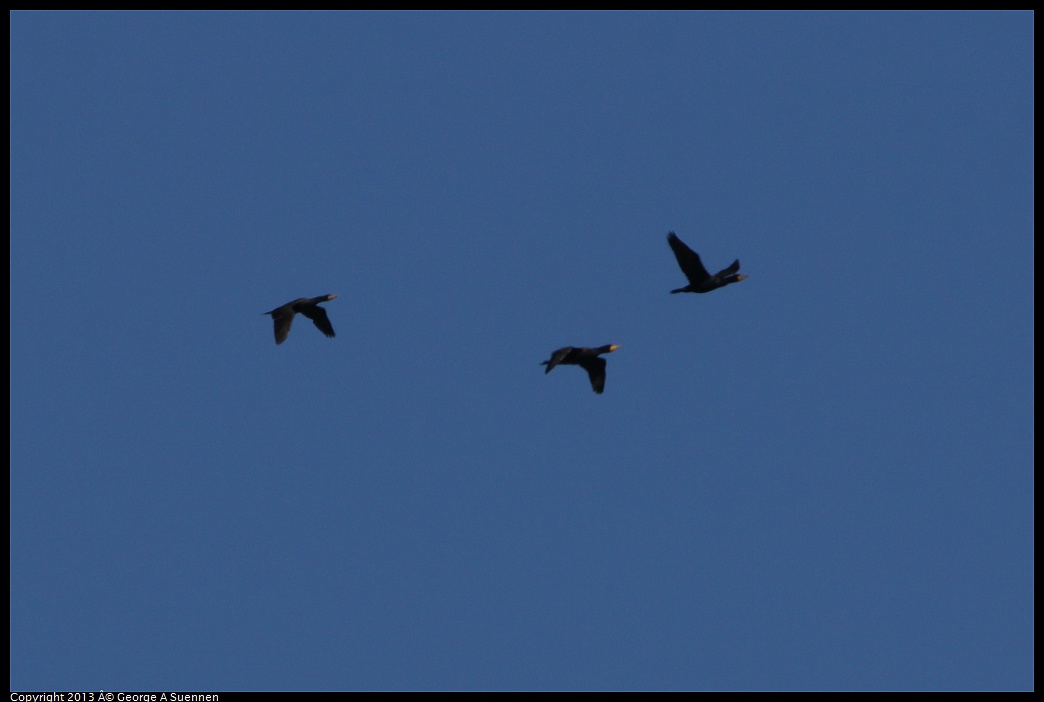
[[735, 275, 748, 282], [608, 344, 621, 352]]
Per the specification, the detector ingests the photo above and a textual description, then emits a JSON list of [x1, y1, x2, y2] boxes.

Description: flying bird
[[540, 345, 620, 394], [667, 232, 747, 294], [264, 295, 337, 345]]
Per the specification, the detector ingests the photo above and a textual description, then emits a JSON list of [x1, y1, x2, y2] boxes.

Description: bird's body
[[541, 344, 620, 394], [667, 232, 746, 294], [264, 295, 337, 345]]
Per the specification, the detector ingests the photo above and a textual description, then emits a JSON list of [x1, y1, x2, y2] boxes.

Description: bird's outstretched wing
[[715, 259, 741, 278], [299, 305, 335, 338], [269, 309, 295, 345], [577, 356, 608, 394], [541, 347, 573, 373], [667, 232, 710, 286]]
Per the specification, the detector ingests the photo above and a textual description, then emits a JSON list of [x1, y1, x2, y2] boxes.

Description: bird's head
[[734, 275, 748, 283], [324, 294, 338, 301], [607, 344, 620, 353]]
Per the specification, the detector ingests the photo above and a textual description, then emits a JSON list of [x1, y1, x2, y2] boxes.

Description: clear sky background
[[10, 11, 1033, 692]]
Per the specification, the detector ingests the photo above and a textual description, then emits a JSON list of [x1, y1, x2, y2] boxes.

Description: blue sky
[[10, 11, 1033, 691]]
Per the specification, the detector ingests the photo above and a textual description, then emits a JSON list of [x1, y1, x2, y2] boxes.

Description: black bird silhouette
[[540, 345, 620, 394], [667, 232, 747, 294], [264, 295, 337, 345]]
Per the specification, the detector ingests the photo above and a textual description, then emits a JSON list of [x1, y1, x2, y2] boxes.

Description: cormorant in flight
[[541, 345, 620, 394], [667, 232, 746, 294], [264, 295, 337, 345]]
